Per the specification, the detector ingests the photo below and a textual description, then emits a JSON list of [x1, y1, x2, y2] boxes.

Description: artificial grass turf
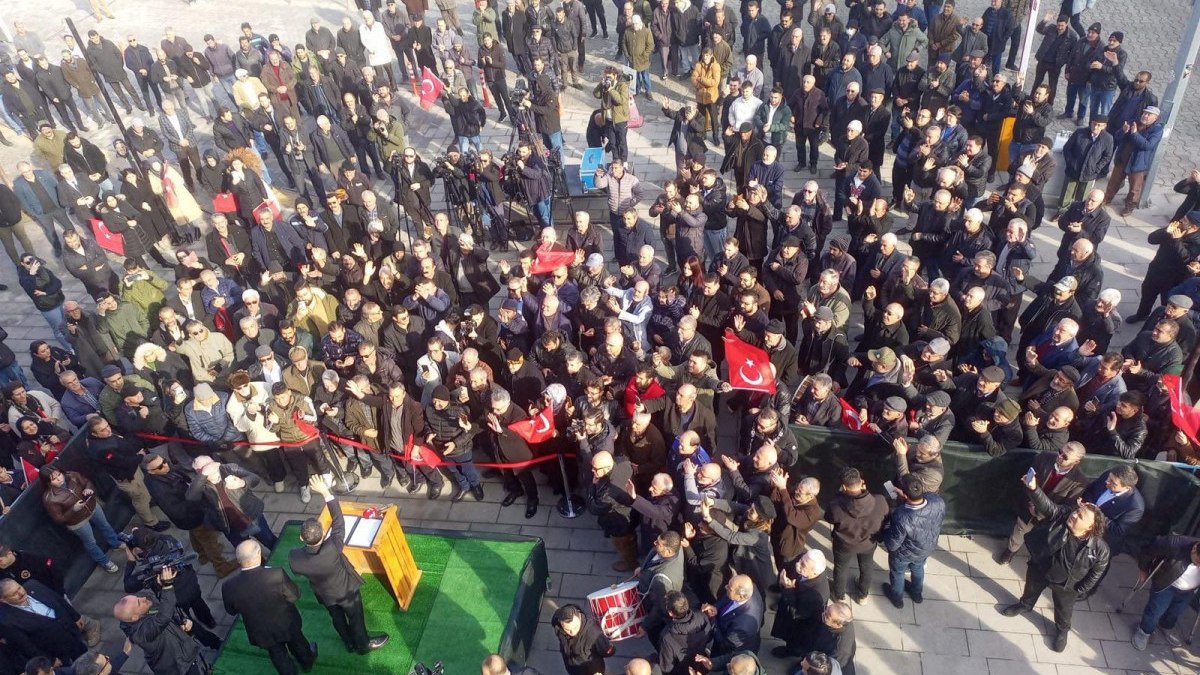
[[213, 524, 537, 675]]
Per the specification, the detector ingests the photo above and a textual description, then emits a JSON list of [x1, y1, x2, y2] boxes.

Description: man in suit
[[288, 476, 390, 654], [997, 443, 1087, 564], [158, 99, 202, 191], [0, 578, 90, 664], [1082, 465, 1145, 556], [702, 573, 764, 657], [222, 540, 316, 675]]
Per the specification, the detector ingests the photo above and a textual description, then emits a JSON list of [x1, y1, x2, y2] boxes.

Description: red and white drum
[[586, 581, 645, 641]]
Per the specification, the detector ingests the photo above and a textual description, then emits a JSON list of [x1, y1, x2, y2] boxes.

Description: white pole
[[1015, 0, 1042, 83], [1140, 0, 1200, 208]]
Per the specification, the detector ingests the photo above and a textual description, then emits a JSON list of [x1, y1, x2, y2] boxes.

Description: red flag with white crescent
[[838, 398, 871, 432], [723, 329, 776, 394], [507, 405, 556, 444], [1163, 374, 1200, 445], [419, 67, 444, 111]]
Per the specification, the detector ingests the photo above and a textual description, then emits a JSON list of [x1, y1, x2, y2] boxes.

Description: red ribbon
[[135, 431, 573, 470]]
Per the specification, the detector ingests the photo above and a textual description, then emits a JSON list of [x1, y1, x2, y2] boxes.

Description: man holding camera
[[113, 565, 208, 675], [121, 528, 221, 649], [594, 66, 632, 162], [289, 475, 390, 655]]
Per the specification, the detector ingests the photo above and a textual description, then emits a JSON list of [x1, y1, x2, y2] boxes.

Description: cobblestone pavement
[[1, 0, 1199, 673]]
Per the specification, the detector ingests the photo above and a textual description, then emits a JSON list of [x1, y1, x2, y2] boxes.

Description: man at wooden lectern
[[289, 475, 391, 655]]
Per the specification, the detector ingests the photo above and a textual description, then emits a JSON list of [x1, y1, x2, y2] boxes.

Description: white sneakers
[[299, 486, 311, 503], [1132, 628, 1151, 651]]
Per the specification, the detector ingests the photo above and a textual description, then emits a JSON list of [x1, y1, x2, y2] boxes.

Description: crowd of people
[[0, 0, 1199, 673]]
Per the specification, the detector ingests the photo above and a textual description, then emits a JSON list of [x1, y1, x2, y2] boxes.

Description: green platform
[[212, 524, 545, 675]]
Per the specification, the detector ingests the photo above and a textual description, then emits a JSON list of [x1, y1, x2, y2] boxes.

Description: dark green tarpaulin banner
[[0, 429, 135, 595], [790, 425, 1200, 542]]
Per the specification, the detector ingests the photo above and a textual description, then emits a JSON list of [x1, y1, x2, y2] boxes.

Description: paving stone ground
[[1, 0, 1199, 673]]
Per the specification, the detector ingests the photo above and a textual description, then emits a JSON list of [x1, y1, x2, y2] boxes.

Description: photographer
[[474, 150, 511, 250], [392, 148, 436, 230], [122, 529, 221, 649], [513, 142, 554, 226], [593, 66, 631, 162], [434, 147, 481, 239], [114, 566, 209, 675], [528, 56, 563, 156], [369, 108, 408, 166]]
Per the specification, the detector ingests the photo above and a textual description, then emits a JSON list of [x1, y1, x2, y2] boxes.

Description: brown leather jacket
[[42, 470, 97, 527]]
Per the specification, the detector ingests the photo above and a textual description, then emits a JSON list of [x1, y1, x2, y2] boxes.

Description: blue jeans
[[542, 131, 563, 157], [1065, 82, 1088, 119], [445, 456, 481, 490], [888, 553, 927, 599], [1008, 141, 1036, 172], [635, 69, 652, 96], [458, 135, 482, 154], [1139, 584, 1197, 634], [0, 362, 29, 388], [40, 305, 74, 353], [229, 512, 279, 551], [69, 507, 123, 564], [532, 198, 552, 225], [1088, 87, 1117, 119], [703, 227, 728, 262]]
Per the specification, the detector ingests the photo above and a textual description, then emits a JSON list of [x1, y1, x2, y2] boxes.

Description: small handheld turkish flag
[[838, 398, 871, 432], [419, 67, 444, 111], [723, 329, 776, 394], [1164, 374, 1200, 445], [508, 405, 556, 444]]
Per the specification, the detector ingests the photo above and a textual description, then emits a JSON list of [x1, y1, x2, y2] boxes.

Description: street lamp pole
[[1140, 0, 1200, 208]]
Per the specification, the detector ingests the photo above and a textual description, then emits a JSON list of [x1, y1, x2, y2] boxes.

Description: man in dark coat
[[289, 478, 389, 654], [0, 578, 88, 664], [1081, 466, 1145, 556], [222, 540, 316, 675], [705, 574, 764, 657]]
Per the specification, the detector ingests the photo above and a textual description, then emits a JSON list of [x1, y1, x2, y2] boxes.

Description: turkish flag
[[419, 67, 444, 111], [838, 398, 871, 432], [1163, 374, 1200, 445], [508, 405, 556, 445], [529, 248, 577, 275], [723, 329, 776, 394]]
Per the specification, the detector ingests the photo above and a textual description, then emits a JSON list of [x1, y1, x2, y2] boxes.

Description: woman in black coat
[[552, 604, 614, 675], [95, 190, 172, 267], [222, 156, 271, 227], [119, 170, 177, 247], [28, 340, 84, 399]]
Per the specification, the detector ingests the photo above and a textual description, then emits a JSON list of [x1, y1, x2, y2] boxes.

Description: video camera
[[128, 542, 199, 589], [511, 78, 531, 107]]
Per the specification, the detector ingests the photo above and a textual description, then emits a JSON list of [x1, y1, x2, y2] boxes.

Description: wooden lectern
[[318, 502, 422, 610]]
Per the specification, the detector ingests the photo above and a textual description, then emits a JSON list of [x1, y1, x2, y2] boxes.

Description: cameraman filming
[[593, 66, 631, 162], [434, 147, 482, 241], [114, 565, 211, 675], [513, 142, 554, 226], [474, 150, 511, 250], [527, 56, 563, 156], [122, 529, 221, 649]]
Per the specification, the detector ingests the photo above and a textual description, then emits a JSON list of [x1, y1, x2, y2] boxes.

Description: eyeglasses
[[188, 330, 204, 336], [245, 300, 259, 305]]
